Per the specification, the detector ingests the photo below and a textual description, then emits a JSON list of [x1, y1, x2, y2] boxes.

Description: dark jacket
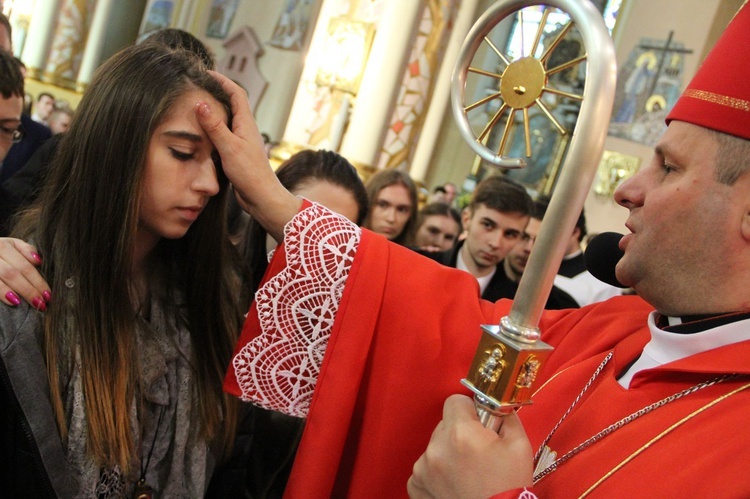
[[1, 114, 51, 182], [417, 241, 579, 309], [0, 133, 61, 236], [0, 304, 73, 497]]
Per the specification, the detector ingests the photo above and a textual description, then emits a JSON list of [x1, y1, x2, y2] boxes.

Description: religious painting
[[608, 35, 689, 147], [139, 0, 178, 39], [268, 0, 314, 51], [593, 150, 642, 197], [206, 0, 240, 39]]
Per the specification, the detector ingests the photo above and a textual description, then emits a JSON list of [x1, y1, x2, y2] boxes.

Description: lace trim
[[519, 489, 538, 499], [232, 203, 361, 417]]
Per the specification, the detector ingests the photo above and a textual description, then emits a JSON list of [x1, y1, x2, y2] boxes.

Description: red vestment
[[225, 204, 750, 498]]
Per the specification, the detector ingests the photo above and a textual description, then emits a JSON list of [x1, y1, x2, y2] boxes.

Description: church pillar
[[75, 0, 115, 92], [43, 0, 96, 88], [338, 0, 423, 169], [20, 0, 61, 80], [409, 0, 480, 182]]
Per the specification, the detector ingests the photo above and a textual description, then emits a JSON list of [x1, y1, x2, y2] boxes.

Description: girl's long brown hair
[[14, 43, 240, 473]]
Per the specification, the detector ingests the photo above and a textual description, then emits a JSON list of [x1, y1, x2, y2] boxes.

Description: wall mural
[[607, 33, 691, 147], [268, 0, 315, 51], [206, 0, 240, 39]]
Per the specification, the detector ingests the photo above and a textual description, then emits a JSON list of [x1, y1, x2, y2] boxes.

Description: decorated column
[[20, 0, 62, 79], [409, 0, 480, 181], [75, 0, 115, 91], [338, 0, 423, 169]]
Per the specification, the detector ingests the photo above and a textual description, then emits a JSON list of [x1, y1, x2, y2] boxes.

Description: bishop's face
[[614, 121, 746, 316]]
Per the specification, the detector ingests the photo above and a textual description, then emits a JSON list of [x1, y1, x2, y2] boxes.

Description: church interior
[[1, 0, 743, 236]]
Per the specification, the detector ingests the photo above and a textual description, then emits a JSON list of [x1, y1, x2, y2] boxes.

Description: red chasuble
[[224, 204, 750, 498]]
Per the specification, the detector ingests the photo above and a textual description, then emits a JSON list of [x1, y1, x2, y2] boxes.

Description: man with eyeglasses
[[0, 14, 51, 186], [502, 199, 578, 309], [0, 13, 53, 235], [0, 49, 24, 168]]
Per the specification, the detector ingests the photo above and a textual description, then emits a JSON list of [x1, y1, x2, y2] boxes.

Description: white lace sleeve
[[231, 202, 361, 417]]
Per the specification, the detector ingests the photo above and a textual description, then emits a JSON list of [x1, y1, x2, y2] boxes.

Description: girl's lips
[[177, 206, 203, 221]]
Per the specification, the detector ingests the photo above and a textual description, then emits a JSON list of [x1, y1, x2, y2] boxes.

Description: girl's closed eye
[[170, 147, 195, 161]]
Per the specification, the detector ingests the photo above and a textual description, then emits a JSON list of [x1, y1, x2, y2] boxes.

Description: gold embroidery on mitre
[[683, 89, 750, 112]]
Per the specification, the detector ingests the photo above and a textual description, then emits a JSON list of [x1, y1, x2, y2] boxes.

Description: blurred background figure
[[363, 168, 417, 245], [0, 13, 51, 184], [443, 182, 457, 205], [503, 199, 579, 309], [427, 185, 448, 204], [554, 205, 623, 306], [0, 49, 24, 165], [237, 148, 368, 294], [47, 107, 73, 135], [411, 202, 461, 251], [229, 148, 367, 497], [30, 92, 54, 126]]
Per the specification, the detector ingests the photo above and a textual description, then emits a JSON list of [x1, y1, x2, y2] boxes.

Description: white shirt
[[618, 312, 750, 388], [456, 249, 496, 296]]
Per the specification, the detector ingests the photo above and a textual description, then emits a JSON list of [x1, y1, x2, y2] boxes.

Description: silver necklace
[[532, 351, 739, 482]]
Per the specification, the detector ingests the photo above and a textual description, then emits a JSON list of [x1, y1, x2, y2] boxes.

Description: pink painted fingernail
[[32, 297, 47, 311], [5, 291, 21, 306], [30, 252, 42, 264], [42, 290, 52, 303]]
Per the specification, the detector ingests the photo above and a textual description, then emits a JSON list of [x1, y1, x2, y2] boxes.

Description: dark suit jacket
[[1, 114, 51, 182], [0, 133, 61, 236], [417, 241, 579, 309]]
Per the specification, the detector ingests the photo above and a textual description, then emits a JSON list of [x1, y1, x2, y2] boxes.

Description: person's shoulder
[[0, 304, 43, 350], [20, 114, 52, 141], [412, 246, 446, 262], [558, 252, 586, 277], [547, 284, 580, 309]]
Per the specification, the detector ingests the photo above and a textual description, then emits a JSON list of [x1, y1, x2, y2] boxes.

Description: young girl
[[238, 149, 368, 294], [0, 144, 369, 499], [363, 168, 418, 245], [0, 42, 240, 497]]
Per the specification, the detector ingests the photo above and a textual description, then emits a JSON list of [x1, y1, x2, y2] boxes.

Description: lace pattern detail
[[232, 203, 361, 417], [519, 488, 538, 499]]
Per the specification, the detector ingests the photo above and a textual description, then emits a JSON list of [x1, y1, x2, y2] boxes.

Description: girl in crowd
[[0, 42, 241, 496], [239, 149, 368, 295], [363, 168, 417, 245], [409, 201, 462, 252]]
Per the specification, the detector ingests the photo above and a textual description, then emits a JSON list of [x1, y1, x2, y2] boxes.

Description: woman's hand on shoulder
[[0, 238, 50, 310]]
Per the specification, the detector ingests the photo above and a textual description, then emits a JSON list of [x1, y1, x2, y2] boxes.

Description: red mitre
[[666, 3, 750, 139]]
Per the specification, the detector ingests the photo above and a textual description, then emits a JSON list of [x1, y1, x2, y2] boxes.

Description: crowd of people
[[1, 3, 750, 498]]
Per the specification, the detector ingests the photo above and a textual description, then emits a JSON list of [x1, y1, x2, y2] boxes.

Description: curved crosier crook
[[452, 0, 617, 431]]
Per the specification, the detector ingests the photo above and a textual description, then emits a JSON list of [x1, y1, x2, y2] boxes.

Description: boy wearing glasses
[[0, 49, 24, 167]]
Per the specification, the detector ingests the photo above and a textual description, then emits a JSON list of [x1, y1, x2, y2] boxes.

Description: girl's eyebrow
[[163, 130, 203, 142]]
